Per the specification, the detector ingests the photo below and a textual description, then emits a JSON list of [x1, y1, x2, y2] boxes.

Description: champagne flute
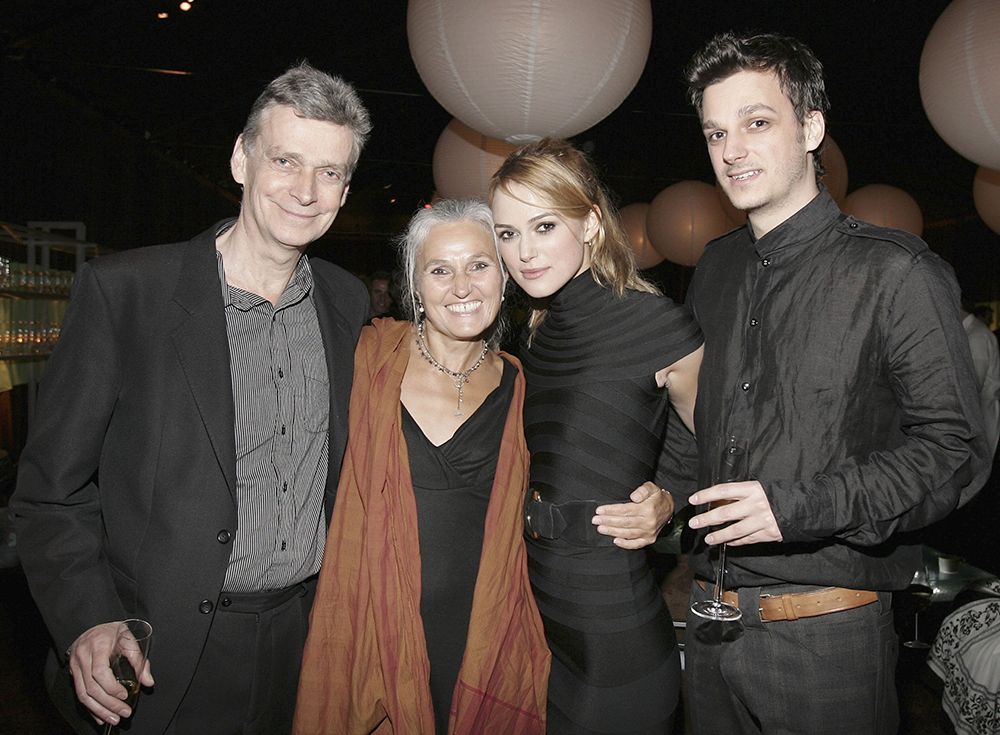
[[690, 442, 746, 621], [103, 619, 153, 734]]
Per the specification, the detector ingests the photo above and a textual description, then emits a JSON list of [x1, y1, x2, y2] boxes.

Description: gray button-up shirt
[[216, 250, 329, 592]]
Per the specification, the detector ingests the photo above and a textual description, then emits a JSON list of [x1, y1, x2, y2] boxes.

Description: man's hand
[[688, 480, 782, 546], [67, 621, 155, 726], [593, 482, 674, 549]]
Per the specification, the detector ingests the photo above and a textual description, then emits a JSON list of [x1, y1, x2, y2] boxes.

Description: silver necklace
[[416, 320, 489, 416]]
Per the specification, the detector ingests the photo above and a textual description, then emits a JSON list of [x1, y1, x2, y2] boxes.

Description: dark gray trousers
[[685, 580, 899, 735], [164, 578, 316, 735]]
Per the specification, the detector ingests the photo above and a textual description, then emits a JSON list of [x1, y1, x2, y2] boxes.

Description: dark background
[[3, 0, 999, 301]]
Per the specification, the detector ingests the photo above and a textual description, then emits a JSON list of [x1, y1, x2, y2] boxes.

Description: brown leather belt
[[697, 581, 879, 622]]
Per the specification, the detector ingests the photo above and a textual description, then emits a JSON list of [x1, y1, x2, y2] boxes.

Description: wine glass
[[690, 442, 746, 622], [902, 584, 933, 649], [103, 619, 153, 734], [902, 551, 937, 649]]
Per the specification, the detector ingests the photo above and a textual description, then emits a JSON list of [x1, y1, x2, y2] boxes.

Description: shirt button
[[761, 258, 771, 267], [750, 318, 759, 327], [741, 382, 751, 391], [198, 600, 214, 614], [220, 596, 232, 608], [217, 529, 232, 544], [849, 222, 859, 229]]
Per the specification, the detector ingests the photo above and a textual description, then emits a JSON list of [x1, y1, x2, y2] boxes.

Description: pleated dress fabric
[[401, 360, 517, 734], [519, 273, 702, 734]]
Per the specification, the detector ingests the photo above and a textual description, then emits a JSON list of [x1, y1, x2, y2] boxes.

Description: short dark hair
[[241, 61, 372, 180], [685, 32, 830, 178]]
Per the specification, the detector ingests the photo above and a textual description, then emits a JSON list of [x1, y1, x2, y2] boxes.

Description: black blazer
[[12, 222, 368, 733]]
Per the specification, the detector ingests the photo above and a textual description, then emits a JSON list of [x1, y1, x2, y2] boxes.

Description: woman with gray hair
[[294, 199, 550, 734]]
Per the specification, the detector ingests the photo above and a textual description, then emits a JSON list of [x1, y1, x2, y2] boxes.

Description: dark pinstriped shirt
[[216, 250, 329, 592]]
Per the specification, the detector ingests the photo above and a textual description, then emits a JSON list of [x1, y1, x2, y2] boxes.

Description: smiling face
[[701, 69, 824, 237], [231, 104, 355, 252], [415, 220, 506, 345], [490, 182, 597, 299]]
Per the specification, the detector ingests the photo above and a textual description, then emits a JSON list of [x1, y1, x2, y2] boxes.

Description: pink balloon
[[620, 203, 664, 270], [647, 181, 731, 267], [843, 184, 924, 237], [973, 167, 1000, 236], [408, 0, 651, 142], [432, 119, 518, 200], [919, 0, 1000, 169]]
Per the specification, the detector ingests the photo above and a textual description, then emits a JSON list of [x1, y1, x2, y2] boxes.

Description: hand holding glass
[[690, 444, 745, 622], [103, 619, 153, 734]]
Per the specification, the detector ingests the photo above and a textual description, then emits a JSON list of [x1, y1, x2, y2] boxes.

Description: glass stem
[[712, 543, 728, 602]]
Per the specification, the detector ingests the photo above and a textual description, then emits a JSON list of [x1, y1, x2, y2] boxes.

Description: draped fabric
[[519, 274, 702, 734], [292, 318, 549, 735]]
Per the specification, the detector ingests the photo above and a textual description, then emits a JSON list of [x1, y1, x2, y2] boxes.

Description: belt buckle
[[525, 489, 541, 539], [758, 592, 774, 622]]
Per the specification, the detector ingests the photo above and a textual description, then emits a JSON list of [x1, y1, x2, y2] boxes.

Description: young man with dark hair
[[681, 32, 989, 734]]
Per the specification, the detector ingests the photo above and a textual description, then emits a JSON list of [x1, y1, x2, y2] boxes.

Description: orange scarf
[[293, 319, 549, 734]]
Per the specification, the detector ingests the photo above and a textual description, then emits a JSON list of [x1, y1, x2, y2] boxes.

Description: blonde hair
[[488, 138, 658, 337]]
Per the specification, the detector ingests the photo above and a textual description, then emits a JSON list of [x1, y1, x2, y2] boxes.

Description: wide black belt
[[524, 489, 614, 547], [218, 575, 316, 613]]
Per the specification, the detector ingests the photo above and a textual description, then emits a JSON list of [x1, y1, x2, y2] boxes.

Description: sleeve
[[10, 263, 127, 656], [767, 254, 992, 546]]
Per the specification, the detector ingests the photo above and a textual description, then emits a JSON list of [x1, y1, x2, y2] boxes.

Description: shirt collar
[[751, 185, 843, 258], [215, 248, 314, 310]]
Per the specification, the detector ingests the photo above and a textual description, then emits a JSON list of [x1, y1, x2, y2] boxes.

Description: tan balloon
[[647, 181, 731, 267], [432, 119, 518, 200], [973, 167, 1000, 236], [843, 184, 924, 237], [619, 203, 664, 270], [919, 0, 1000, 169], [408, 0, 652, 143], [820, 134, 849, 204]]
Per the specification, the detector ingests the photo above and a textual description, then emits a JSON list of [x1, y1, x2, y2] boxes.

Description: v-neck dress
[[520, 273, 702, 734], [401, 359, 517, 734]]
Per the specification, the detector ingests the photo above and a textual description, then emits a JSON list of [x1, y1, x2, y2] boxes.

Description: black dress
[[520, 273, 702, 734], [402, 360, 517, 734]]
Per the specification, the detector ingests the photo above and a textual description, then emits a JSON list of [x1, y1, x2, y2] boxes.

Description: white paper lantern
[[843, 184, 924, 237], [647, 181, 730, 267], [408, 0, 652, 143], [432, 119, 518, 200], [973, 167, 1000, 236], [919, 0, 1000, 170], [620, 203, 663, 270]]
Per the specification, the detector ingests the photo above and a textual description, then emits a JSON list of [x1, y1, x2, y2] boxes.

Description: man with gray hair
[[13, 62, 372, 733]]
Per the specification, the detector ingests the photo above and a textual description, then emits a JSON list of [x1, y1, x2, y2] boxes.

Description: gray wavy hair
[[397, 198, 508, 348], [241, 61, 372, 180]]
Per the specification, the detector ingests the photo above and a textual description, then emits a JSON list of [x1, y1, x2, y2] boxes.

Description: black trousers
[[164, 578, 316, 735], [685, 580, 899, 735]]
